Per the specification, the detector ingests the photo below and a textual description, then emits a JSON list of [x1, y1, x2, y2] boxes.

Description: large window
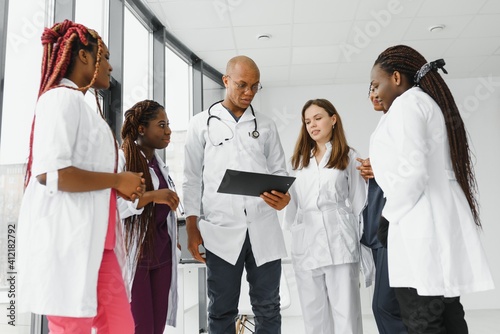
[[0, 1, 43, 165], [166, 47, 191, 131], [123, 5, 151, 112], [75, 0, 108, 114], [165, 46, 192, 204], [0, 1, 223, 332], [75, 0, 108, 45], [0, 1, 45, 332]]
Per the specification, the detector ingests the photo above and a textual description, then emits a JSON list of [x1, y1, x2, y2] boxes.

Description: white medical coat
[[17, 79, 126, 317], [369, 87, 494, 297], [117, 149, 179, 327], [284, 146, 367, 271], [183, 103, 288, 266]]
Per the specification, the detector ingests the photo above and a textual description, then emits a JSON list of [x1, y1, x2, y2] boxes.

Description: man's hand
[[261, 190, 290, 211], [186, 216, 206, 263]]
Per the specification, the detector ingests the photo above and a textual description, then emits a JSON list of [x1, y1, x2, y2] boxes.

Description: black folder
[[217, 169, 295, 197]]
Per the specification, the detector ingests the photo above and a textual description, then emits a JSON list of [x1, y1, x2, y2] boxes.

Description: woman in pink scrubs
[[18, 20, 144, 333]]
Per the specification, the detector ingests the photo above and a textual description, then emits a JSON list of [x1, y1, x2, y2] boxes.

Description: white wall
[[253, 76, 500, 313]]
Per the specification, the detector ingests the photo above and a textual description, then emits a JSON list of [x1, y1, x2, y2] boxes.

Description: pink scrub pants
[[47, 192, 133, 333], [47, 250, 134, 334]]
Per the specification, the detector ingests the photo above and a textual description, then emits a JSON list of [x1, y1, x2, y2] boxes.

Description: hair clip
[[430, 59, 448, 74], [414, 58, 448, 86]]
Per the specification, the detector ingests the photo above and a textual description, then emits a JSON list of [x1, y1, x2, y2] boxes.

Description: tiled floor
[[2, 308, 499, 333], [282, 309, 500, 334], [0, 304, 500, 334]]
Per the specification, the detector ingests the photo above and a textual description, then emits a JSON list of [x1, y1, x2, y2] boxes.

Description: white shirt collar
[[59, 78, 79, 89]]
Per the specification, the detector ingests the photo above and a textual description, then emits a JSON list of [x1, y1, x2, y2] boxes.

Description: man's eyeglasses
[[226, 75, 262, 93]]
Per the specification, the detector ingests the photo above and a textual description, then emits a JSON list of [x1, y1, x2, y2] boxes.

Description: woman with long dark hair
[[119, 100, 180, 333], [369, 44, 494, 333]]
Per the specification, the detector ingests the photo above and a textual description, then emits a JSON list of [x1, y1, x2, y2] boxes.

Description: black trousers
[[394, 287, 468, 334], [205, 233, 281, 334], [372, 248, 408, 334]]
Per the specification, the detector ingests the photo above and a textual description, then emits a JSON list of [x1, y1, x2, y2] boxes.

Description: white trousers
[[294, 262, 363, 334]]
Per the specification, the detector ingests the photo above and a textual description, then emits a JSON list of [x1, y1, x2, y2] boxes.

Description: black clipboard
[[217, 169, 295, 197]]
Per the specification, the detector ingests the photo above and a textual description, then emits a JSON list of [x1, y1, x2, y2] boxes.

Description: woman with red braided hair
[[17, 20, 144, 333], [118, 100, 180, 333], [369, 44, 494, 333]]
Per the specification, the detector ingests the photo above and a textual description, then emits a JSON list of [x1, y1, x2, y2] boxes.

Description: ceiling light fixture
[[429, 24, 445, 33], [257, 34, 271, 40]]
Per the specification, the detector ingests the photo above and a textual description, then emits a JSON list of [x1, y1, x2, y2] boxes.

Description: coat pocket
[[336, 208, 359, 245]]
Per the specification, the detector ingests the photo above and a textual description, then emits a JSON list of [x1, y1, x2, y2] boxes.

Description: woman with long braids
[[17, 20, 144, 333], [369, 44, 494, 333], [118, 100, 180, 333]]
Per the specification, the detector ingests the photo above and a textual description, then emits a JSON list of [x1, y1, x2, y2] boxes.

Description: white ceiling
[[142, 0, 500, 86]]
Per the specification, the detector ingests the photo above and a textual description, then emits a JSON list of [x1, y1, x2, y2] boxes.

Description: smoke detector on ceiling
[[429, 24, 445, 33], [257, 34, 272, 40]]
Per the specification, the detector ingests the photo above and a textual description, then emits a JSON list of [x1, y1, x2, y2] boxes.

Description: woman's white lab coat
[[117, 149, 179, 327], [369, 87, 494, 297], [17, 79, 127, 317], [284, 146, 367, 272], [183, 103, 288, 266]]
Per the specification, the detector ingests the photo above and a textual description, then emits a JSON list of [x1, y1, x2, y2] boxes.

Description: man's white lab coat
[[183, 102, 288, 266]]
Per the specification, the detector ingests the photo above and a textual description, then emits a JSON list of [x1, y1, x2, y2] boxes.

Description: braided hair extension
[[374, 45, 480, 226], [121, 100, 165, 263], [25, 20, 105, 187], [39, 20, 103, 96], [291, 99, 351, 171]]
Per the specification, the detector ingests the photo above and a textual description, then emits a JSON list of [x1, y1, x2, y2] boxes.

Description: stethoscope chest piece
[[207, 100, 259, 145]]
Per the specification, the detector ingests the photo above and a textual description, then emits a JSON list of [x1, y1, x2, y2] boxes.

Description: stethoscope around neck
[[206, 99, 259, 146]]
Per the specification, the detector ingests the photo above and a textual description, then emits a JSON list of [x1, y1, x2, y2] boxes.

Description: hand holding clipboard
[[217, 169, 295, 197], [217, 169, 295, 210]]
